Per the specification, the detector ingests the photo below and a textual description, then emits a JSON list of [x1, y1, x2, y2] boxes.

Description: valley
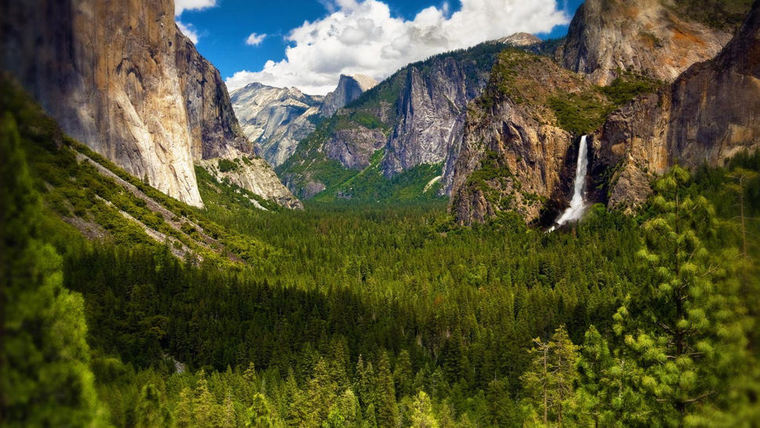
[[1, 0, 760, 427]]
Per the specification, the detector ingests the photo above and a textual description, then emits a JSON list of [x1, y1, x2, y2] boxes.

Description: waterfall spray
[[550, 135, 589, 231]]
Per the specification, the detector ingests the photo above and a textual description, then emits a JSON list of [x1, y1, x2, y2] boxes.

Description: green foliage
[[310, 152, 445, 204], [217, 158, 239, 173], [0, 112, 106, 427], [548, 91, 611, 136], [520, 325, 579, 426], [600, 73, 662, 106], [3, 71, 760, 428]]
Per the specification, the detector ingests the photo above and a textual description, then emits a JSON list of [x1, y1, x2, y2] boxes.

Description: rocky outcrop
[[0, 0, 298, 209], [319, 74, 377, 117], [230, 83, 323, 167], [495, 33, 542, 47], [593, 0, 760, 211], [324, 128, 386, 170], [450, 50, 596, 225], [199, 157, 304, 210], [383, 57, 484, 180], [559, 0, 741, 86], [176, 32, 253, 160]]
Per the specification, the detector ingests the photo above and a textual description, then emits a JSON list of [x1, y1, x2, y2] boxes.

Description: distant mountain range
[[230, 74, 377, 168]]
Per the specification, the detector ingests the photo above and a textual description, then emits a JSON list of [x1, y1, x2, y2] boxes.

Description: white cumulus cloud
[[177, 21, 200, 44], [175, 0, 217, 16], [226, 0, 570, 95], [246, 33, 267, 46]]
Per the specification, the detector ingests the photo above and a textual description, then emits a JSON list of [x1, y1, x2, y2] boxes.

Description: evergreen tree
[[612, 167, 753, 426], [134, 383, 172, 428], [246, 393, 277, 427], [375, 352, 400, 428], [520, 325, 579, 426], [174, 387, 195, 428], [393, 350, 414, 399], [409, 391, 438, 428], [0, 112, 105, 426]]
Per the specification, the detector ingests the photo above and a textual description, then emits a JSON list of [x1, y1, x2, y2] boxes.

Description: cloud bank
[[226, 0, 569, 95]]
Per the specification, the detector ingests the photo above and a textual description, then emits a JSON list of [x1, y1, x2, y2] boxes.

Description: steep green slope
[[0, 76, 276, 267]]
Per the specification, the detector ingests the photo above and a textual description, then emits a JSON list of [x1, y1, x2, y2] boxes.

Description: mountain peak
[[320, 74, 378, 117], [496, 32, 542, 47]]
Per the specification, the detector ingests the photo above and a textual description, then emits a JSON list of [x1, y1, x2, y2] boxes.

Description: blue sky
[[175, 0, 584, 94]]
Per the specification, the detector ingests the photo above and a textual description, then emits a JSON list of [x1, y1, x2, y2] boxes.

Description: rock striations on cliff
[[0, 0, 300, 209], [230, 83, 324, 167], [558, 0, 746, 86], [230, 74, 376, 169], [593, 0, 760, 211], [450, 0, 757, 225]]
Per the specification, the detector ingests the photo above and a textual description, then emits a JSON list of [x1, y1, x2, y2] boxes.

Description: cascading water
[[550, 135, 589, 231]]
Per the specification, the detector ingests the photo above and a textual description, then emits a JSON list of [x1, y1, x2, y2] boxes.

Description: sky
[[175, 0, 584, 95]]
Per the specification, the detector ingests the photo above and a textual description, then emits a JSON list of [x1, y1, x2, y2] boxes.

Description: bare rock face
[[496, 33, 543, 47], [383, 52, 499, 189], [0, 0, 298, 209], [324, 128, 387, 170], [559, 0, 738, 85], [450, 50, 594, 225], [319, 74, 378, 117], [384, 59, 473, 179], [230, 83, 323, 167], [593, 0, 760, 211], [199, 157, 304, 210], [175, 32, 253, 160]]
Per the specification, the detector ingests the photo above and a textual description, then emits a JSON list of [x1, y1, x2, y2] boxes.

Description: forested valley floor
[[2, 78, 760, 427]]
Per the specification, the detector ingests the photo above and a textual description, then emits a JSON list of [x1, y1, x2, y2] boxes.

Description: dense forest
[[2, 72, 760, 427]]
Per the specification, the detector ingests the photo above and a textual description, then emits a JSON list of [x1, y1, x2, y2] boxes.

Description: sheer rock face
[[559, 0, 735, 86], [319, 74, 378, 118], [324, 128, 387, 170], [593, 0, 760, 212], [230, 83, 323, 167], [175, 32, 253, 161], [383, 58, 479, 181], [450, 51, 593, 225], [0, 0, 298, 209]]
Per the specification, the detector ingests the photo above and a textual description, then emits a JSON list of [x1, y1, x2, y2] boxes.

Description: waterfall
[[551, 135, 589, 231]]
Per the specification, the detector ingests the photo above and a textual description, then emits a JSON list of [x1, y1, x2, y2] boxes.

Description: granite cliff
[[558, 0, 750, 85], [592, 0, 760, 211], [449, 50, 595, 224], [451, 0, 756, 225], [0, 0, 299, 209], [230, 83, 324, 167], [277, 42, 508, 201]]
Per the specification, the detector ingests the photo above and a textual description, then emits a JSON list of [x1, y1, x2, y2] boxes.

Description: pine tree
[[409, 391, 438, 428], [0, 112, 105, 426], [174, 387, 195, 428], [194, 374, 224, 427], [393, 350, 414, 399], [134, 383, 172, 428], [520, 325, 579, 426], [246, 393, 277, 427], [612, 167, 752, 426], [375, 352, 400, 428]]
